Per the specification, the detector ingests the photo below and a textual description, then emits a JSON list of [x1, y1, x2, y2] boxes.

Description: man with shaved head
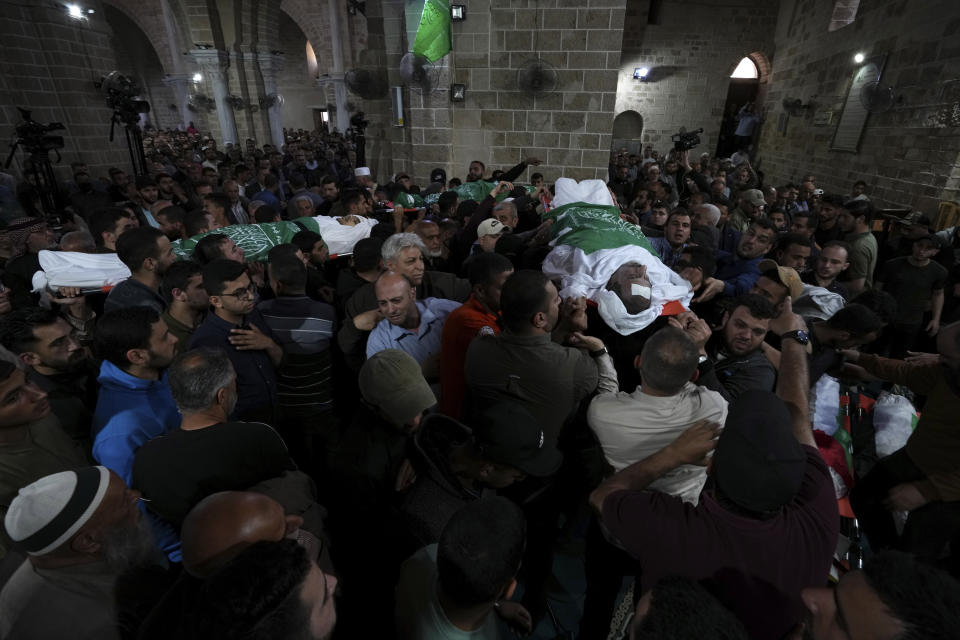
[[365, 272, 460, 375], [137, 491, 308, 639]]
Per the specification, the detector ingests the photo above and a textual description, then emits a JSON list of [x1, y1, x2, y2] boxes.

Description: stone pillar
[[327, 0, 350, 133], [192, 50, 238, 145], [162, 74, 191, 130], [257, 54, 286, 148]]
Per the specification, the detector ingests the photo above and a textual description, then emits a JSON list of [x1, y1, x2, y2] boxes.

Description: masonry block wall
[[0, 0, 132, 182], [756, 0, 960, 215], [615, 0, 778, 155], [363, 0, 627, 185], [276, 13, 325, 133]]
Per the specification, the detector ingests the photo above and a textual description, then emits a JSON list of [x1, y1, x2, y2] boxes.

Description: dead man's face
[[606, 262, 652, 314]]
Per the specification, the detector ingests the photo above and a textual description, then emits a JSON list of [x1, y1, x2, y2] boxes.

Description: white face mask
[[631, 283, 652, 299]]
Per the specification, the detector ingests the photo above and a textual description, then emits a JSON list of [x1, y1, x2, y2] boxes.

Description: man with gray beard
[[0, 466, 158, 640]]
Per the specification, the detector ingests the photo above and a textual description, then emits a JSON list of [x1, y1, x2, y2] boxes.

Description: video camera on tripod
[[98, 71, 151, 176], [672, 127, 704, 152], [5, 108, 65, 167]]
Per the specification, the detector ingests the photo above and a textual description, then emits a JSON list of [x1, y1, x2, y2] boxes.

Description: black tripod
[[4, 108, 67, 218], [109, 110, 148, 177]]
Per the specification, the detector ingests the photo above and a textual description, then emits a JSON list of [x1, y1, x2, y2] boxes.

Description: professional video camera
[[672, 127, 704, 152], [8, 108, 65, 159], [99, 71, 151, 126]]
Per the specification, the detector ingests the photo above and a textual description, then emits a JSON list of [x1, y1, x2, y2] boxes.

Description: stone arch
[[725, 51, 772, 84], [280, 0, 335, 73], [100, 0, 175, 73], [612, 110, 644, 140]]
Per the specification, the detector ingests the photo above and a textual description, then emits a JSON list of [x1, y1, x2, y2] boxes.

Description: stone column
[[162, 74, 191, 130], [327, 0, 350, 133], [192, 50, 238, 145], [257, 54, 286, 148]]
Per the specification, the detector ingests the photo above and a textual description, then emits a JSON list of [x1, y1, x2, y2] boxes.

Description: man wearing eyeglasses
[[189, 259, 282, 425]]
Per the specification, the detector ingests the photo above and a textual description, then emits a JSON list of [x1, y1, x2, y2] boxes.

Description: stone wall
[[615, 0, 778, 154], [0, 0, 131, 182], [756, 0, 960, 215], [366, 0, 627, 185], [276, 13, 327, 132]]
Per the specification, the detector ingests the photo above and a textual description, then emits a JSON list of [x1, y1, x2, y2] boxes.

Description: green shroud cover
[[171, 218, 322, 263], [544, 202, 656, 256]]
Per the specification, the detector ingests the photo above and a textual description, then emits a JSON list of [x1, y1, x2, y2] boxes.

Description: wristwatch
[[590, 346, 609, 358], [781, 329, 810, 345]]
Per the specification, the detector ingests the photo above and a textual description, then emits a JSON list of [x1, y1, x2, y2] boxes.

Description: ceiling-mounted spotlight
[[192, 73, 203, 83], [853, 52, 865, 64]]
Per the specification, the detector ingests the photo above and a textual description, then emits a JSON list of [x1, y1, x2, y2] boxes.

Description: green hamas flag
[[545, 202, 656, 256], [412, 0, 451, 62], [171, 218, 324, 263]]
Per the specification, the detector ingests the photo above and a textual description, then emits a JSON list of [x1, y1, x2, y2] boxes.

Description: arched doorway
[[715, 55, 765, 158], [611, 110, 644, 154]]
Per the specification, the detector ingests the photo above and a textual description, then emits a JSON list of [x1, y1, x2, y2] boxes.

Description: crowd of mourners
[[0, 121, 959, 640]]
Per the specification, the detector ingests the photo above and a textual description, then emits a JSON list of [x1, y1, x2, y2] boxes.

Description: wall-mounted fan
[[782, 98, 813, 117], [225, 95, 246, 110], [188, 94, 216, 112], [399, 53, 440, 92], [517, 59, 558, 97]]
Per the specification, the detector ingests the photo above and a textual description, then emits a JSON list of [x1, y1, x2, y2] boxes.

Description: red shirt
[[438, 295, 500, 419]]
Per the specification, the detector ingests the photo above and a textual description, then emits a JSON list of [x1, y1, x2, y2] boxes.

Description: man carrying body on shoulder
[[104, 227, 176, 314], [590, 297, 839, 640]]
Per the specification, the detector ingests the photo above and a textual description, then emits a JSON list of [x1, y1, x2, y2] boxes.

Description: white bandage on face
[[631, 283, 652, 299]]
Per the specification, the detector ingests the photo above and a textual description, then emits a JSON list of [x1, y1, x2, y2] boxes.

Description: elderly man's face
[[417, 223, 442, 257], [27, 225, 58, 253], [387, 247, 425, 286], [296, 198, 316, 218], [494, 206, 518, 229]]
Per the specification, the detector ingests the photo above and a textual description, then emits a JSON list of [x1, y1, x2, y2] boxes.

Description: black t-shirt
[[132, 421, 295, 526], [878, 257, 948, 325]]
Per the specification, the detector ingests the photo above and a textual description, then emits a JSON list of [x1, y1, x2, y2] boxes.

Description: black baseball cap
[[712, 390, 806, 513], [472, 403, 562, 477], [430, 168, 447, 184]]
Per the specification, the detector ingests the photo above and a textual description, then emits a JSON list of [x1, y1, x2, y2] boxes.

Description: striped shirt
[[257, 296, 337, 416]]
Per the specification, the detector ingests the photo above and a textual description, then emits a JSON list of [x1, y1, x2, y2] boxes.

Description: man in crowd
[[581, 326, 729, 637], [1, 466, 155, 640], [0, 360, 90, 560], [774, 233, 813, 273], [89, 207, 138, 252], [686, 294, 777, 400], [0, 308, 98, 446], [2, 218, 59, 308], [340, 233, 470, 371], [439, 253, 514, 419], [203, 193, 233, 228], [802, 240, 850, 299], [258, 256, 338, 463], [751, 262, 804, 318], [189, 259, 281, 424], [188, 539, 338, 640], [91, 307, 179, 484], [366, 272, 461, 373], [154, 205, 186, 241], [590, 298, 838, 640], [160, 261, 209, 352], [837, 198, 877, 296], [728, 188, 765, 232], [875, 233, 947, 357], [465, 269, 617, 446], [697, 218, 779, 300], [396, 498, 532, 638], [649, 209, 692, 267], [104, 226, 176, 314], [799, 551, 960, 640], [814, 194, 847, 248], [132, 348, 295, 529]]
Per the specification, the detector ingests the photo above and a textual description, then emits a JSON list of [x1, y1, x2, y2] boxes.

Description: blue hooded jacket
[[92, 360, 181, 484], [92, 360, 183, 561]]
